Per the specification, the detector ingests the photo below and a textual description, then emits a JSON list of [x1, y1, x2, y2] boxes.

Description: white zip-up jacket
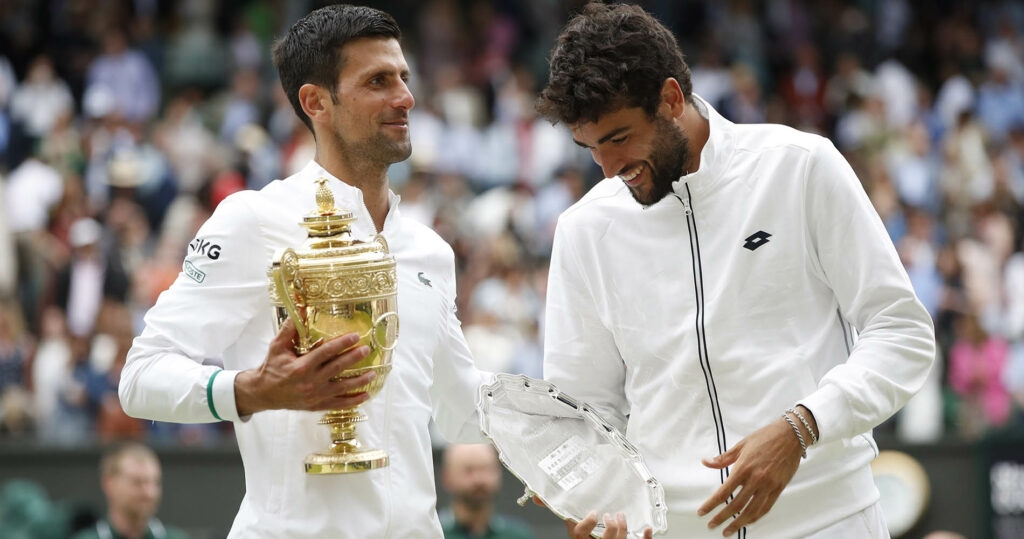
[[120, 161, 487, 538], [544, 97, 935, 538]]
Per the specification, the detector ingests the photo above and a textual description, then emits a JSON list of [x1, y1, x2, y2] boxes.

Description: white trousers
[[804, 502, 891, 539]]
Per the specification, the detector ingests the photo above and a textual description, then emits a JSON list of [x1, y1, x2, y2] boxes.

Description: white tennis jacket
[[544, 97, 935, 538], [120, 161, 487, 538]]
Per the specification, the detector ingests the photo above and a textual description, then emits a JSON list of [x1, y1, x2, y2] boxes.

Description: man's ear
[[659, 78, 686, 119], [298, 83, 330, 125]]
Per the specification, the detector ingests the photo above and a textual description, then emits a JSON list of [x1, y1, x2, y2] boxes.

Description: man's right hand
[[234, 319, 376, 416]]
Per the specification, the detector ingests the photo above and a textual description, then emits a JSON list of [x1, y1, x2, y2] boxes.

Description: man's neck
[[108, 511, 148, 539], [452, 502, 493, 536], [313, 154, 390, 232]]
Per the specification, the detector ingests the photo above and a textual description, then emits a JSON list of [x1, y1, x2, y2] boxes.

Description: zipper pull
[[681, 197, 692, 216]]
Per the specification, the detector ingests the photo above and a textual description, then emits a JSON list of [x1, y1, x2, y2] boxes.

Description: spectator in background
[[4, 151, 66, 334], [86, 27, 161, 125], [949, 313, 1012, 438], [217, 67, 263, 144], [72, 441, 189, 539], [0, 54, 15, 158], [976, 48, 1024, 144], [8, 54, 74, 142], [54, 218, 129, 340], [32, 306, 73, 444], [439, 444, 534, 539], [0, 301, 32, 438]]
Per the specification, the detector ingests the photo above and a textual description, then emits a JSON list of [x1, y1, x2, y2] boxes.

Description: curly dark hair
[[536, 3, 692, 125], [272, 4, 401, 134]]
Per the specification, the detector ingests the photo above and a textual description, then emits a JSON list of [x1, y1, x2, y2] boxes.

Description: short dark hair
[[536, 3, 692, 125], [272, 4, 402, 133]]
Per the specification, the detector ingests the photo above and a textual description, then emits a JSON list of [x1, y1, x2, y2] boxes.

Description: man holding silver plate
[[535, 3, 936, 538], [120, 5, 488, 538]]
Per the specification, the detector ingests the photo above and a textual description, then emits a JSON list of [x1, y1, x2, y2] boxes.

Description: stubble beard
[[629, 115, 690, 207], [356, 131, 411, 167]]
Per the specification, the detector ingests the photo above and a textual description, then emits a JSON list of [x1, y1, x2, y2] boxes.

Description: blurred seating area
[[0, 0, 1022, 450]]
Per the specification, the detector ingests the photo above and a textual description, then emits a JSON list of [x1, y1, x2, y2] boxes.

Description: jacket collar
[[672, 93, 735, 197]]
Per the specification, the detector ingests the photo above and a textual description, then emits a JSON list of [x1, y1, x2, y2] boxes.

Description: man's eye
[[611, 137, 627, 145]]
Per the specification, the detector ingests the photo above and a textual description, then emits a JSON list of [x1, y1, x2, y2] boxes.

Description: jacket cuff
[[796, 383, 847, 445], [207, 369, 247, 423]]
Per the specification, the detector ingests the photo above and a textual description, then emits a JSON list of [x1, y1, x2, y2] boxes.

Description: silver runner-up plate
[[478, 373, 667, 538]]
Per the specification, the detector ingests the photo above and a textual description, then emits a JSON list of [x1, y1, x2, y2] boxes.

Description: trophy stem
[[324, 409, 363, 451], [304, 408, 389, 475]]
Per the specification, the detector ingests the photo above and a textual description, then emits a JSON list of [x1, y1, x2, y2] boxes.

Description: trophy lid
[[268, 178, 398, 308], [302, 178, 357, 238], [292, 178, 391, 263]]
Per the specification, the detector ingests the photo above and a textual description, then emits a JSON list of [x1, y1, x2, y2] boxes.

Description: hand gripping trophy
[[269, 178, 399, 474]]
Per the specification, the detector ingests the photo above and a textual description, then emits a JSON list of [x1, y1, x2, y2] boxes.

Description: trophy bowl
[[268, 178, 399, 474]]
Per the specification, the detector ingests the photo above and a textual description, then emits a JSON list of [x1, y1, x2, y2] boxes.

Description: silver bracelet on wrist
[[782, 413, 807, 459], [788, 407, 818, 445]]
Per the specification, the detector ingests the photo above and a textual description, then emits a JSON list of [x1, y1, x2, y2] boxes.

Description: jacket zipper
[[677, 185, 744, 538]]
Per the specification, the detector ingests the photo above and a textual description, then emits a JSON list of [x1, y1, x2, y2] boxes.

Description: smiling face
[[572, 106, 691, 206], [317, 37, 414, 168]]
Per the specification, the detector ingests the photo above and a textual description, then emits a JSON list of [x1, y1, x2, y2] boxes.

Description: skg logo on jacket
[[189, 238, 222, 260]]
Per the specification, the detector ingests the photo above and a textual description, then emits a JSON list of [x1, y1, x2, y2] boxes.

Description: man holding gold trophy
[[120, 5, 490, 538]]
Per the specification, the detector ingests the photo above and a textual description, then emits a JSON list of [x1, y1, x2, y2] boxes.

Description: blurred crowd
[[0, 0, 1022, 448]]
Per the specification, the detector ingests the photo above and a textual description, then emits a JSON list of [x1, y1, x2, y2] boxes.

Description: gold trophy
[[269, 178, 399, 474]]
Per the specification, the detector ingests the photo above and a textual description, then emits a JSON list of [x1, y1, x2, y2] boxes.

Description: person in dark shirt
[[439, 443, 534, 539], [72, 442, 188, 539]]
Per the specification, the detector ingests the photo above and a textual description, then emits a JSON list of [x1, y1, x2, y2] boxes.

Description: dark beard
[[629, 115, 690, 206], [453, 491, 492, 511]]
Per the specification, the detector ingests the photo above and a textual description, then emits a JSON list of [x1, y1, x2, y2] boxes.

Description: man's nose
[[592, 148, 620, 179], [394, 80, 414, 111]]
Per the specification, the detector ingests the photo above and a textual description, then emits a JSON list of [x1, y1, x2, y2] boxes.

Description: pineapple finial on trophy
[[315, 178, 336, 215]]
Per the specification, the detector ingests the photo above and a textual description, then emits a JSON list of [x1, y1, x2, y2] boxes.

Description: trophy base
[[304, 449, 389, 474]]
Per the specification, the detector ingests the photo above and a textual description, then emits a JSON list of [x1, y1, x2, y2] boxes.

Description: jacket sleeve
[[119, 193, 269, 424], [798, 137, 936, 444], [543, 217, 629, 432], [429, 248, 491, 443]]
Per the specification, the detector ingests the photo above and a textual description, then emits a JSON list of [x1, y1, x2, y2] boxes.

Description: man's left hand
[[565, 511, 653, 539], [696, 418, 803, 536]]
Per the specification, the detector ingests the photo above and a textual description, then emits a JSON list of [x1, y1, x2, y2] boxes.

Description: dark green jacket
[[439, 509, 535, 539], [70, 518, 189, 539]]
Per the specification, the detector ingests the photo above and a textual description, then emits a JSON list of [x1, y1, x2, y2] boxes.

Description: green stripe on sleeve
[[207, 370, 224, 421]]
